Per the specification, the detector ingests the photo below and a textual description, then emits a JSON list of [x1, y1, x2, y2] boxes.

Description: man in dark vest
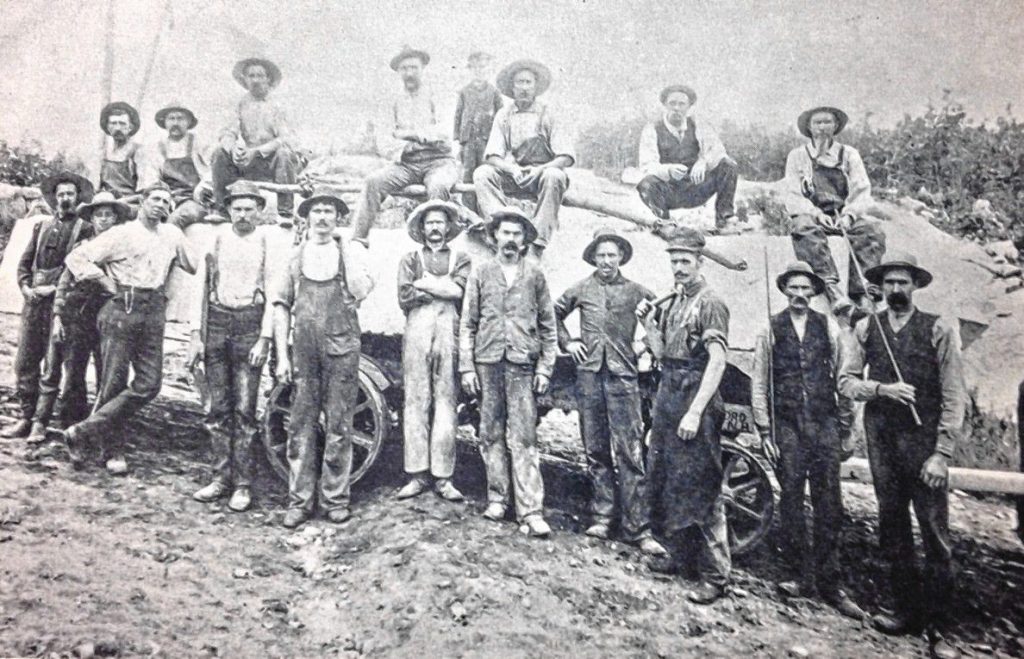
[[98, 102, 142, 199], [144, 102, 212, 229], [636, 85, 738, 232], [2, 172, 95, 439], [750, 261, 863, 619], [839, 252, 965, 659]]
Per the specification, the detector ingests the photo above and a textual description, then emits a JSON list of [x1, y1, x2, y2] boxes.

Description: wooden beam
[[842, 457, 1024, 495]]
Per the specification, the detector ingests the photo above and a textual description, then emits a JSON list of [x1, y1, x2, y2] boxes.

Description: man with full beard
[[98, 102, 143, 198]]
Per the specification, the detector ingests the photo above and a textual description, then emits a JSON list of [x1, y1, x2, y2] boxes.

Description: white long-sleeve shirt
[[66, 219, 196, 289], [782, 140, 872, 217], [637, 112, 729, 178], [189, 227, 274, 338]]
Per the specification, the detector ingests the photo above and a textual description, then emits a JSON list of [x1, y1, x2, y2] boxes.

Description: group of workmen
[[3, 48, 967, 659]]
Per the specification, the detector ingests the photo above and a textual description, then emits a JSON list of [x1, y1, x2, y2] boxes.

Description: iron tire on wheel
[[262, 368, 389, 485], [721, 442, 775, 556]]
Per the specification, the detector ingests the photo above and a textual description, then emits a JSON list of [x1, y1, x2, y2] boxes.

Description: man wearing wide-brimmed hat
[[140, 102, 211, 228], [783, 105, 886, 317], [459, 207, 557, 537], [98, 101, 143, 198], [1, 172, 96, 439], [350, 46, 459, 247], [553, 228, 667, 556], [636, 84, 738, 232], [268, 185, 374, 529], [750, 261, 863, 620], [395, 200, 472, 502], [839, 252, 965, 659], [28, 192, 131, 444], [454, 50, 504, 213], [188, 181, 276, 513], [212, 57, 298, 220], [473, 59, 574, 258]]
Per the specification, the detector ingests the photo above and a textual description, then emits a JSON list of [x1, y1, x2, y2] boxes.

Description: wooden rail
[[842, 457, 1024, 496]]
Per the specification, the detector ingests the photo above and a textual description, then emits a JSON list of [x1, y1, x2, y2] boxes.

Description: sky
[[2, 0, 1022, 168]]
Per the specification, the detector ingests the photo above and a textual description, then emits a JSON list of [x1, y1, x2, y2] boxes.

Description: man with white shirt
[[98, 102, 143, 199], [351, 46, 458, 246], [63, 182, 197, 475], [636, 85, 738, 231], [188, 182, 273, 513]]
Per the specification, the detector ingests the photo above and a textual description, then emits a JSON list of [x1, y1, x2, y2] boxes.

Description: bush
[[0, 139, 85, 188]]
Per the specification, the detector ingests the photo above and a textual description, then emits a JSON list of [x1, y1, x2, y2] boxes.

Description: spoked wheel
[[262, 368, 390, 485], [721, 443, 775, 556]]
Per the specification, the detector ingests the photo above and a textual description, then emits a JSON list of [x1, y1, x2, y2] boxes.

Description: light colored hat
[[797, 106, 849, 138], [390, 46, 430, 71], [496, 59, 552, 97], [233, 57, 282, 89], [155, 102, 198, 129], [406, 200, 463, 244], [659, 84, 697, 105], [582, 227, 633, 266], [75, 191, 132, 224]]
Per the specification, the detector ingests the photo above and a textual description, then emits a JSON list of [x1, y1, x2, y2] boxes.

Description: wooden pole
[[97, 0, 116, 176], [135, 0, 173, 109], [841, 457, 1024, 496]]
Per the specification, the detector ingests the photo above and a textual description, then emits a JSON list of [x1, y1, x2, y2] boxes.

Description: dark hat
[[100, 101, 140, 137], [390, 46, 430, 71], [582, 227, 633, 266], [496, 59, 552, 97], [487, 206, 538, 245], [659, 84, 697, 105], [407, 200, 463, 244], [233, 57, 282, 89], [223, 181, 267, 210], [155, 102, 198, 129], [467, 50, 494, 65], [664, 227, 706, 254], [775, 261, 826, 296], [75, 191, 132, 224], [864, 252, 933, 288], [297, 184, 350, 219], [40, 171, 95, 210], [797, 106, 849, 138]]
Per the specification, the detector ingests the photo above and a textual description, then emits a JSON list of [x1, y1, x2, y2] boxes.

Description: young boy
[[453, 51, 503, 213]]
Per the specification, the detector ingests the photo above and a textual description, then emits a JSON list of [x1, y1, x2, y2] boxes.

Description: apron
[[100, 149, 138, 198], [402, 249, 460, 364], [802, 144, 848, 218], [159, 135, 201, 204]]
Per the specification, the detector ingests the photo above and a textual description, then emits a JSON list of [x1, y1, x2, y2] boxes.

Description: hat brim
[[776, 270, 827, 296], [390, 50, 431, 71], [798, 106, 849, 138], [583, 234, 633, 266], [41, 172, 95, 210], [496, 60, 552, 97], [407, 200, 463, 244], [76, 198, 133, 223], [100, 102, 141, 137], [223, 192, 267, 211], [297, 194, 349, 219], [233, 58, 283, 89], [155, 106, 198, 129], [659, 85, 697, 105], [864, 262, 933, 289], [487, 211, 539, 245]]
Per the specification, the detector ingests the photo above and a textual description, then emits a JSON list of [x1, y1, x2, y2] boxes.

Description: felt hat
[[40, 171, 95, 210], [664, 227, 706, 254], [75, 191, 132, 224], [155, 102, 198, 129], [233, 57, 282, 89], [659, 84, 697, 105], [582, 227, 633, 266], [390, 46, 430, 71], [100, 101, 141, 137], [487, 206, 538, 245], [406, 200, 463, 244], [223, 181, 267, 210], [297, 184, 349, 218], [467, 51, 494, 65], [797, 106, 849, 138], [496, 59, 552, 97], [775, 261, 826, 295], [864, 252, 933, 288]]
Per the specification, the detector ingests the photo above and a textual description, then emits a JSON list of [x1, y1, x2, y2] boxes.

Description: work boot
[[396, 475, 430, 500], [872, 612, 921, 636], [521, 515, 551, 538], [326, 508, 351, 524], [638, 537, 669, 557], [585, 523, 610, 539], [434, 479, 464, 502], [928, 630, 961, 659], [482, 502, 506, 521], [282, 508, 310, 529], [193, 480, 228, 503], [63, 424, 88, 469], [687, 582, 725, 605], [1, 419, 32, 438], [227, 487, 252, 512], [105, 454, 129, 476], [822, 590, 867, 621], [777, 580, 805, 598], [647, 553, 682, 575], [26, 421, 48, 444]]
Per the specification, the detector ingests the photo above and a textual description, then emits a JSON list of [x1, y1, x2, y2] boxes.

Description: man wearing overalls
[[396, 200, 472, 502], [784, 105, 886, 316], [473, 59, 574, 259], [637, 228, 732, 605], [28, 192, 131, 443], [98, 102, 143, 199], [144, 103, 211, 229], [2, 172, 95, 439], [270, 186, 374, 529], [64, 182, 197, 475], [189, 182, 274, 513]]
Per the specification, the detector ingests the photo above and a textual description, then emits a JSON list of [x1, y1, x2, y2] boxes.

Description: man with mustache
[[98, 102, 143, 199], [839, 253, 965, 659], [63, 182, 197, 475], [270, 186, 374, 529], [459, 207, 557, 537], [395, 200, 471, 502], [553, 228, 667, 556], [635, 228, 731, 604], [750, 261, 863, 619], [636, 85, 738, 232], [2, 172, 95, 439], [188, 182, 274, 513], [142, 103, 212, 229], [473, 60, 574, 259], [351, 47, 458, 247]]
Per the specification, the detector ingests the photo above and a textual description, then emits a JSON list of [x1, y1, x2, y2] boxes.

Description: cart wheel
[[262, 368, 390, 485], [721, 443, 775, 556]]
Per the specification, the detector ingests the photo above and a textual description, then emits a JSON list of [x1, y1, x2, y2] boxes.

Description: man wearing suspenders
[[98, 102, 143, 199], [145, 102, 212, 229]]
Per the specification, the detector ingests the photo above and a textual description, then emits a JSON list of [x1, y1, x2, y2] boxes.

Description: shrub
[[0, 139, 84, 188]]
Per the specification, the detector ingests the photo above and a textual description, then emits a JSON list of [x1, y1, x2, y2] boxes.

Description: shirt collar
[[806, 138, 840, 158], [592, 270, 625, 286], [662, 113, 690, 134], [679, 275, 706, 298]]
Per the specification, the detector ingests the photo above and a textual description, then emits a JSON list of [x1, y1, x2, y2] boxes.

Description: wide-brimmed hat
[[297, 184, 350, 218], [582, 228, 633, 266], [776, 261, 826, 295], [155, 102, 198, 129], [797, 106, 849, 138], [233, 57, 282, 89], [467, 51, 494, 65], [407, 200, 463, 244], [75, 191, 132, 224], [664, 227, 705, 254], [100, 101, 140, 137], [864, 252, 933, 288], [223, 180, 267, 210], [496, 59, 552, 97], [40, 171, 95, 210], [487, 206, 538, 245], [390, 46, 430, 71], [659, 84, 697, 105]]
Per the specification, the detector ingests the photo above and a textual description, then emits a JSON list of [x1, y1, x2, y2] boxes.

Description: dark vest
[[864, 311, 943, 432], [771, 309, 837, 420], [654, 118, 701, 168]]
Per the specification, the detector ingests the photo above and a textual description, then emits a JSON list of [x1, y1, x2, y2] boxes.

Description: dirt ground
[[1, 313, 1023, 659]]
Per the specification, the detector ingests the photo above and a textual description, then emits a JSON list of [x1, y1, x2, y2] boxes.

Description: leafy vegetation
[[0, 139, 84, 188]]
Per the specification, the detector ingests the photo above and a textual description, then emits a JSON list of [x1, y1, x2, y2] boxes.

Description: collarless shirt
[[190, 227, 274, 338]]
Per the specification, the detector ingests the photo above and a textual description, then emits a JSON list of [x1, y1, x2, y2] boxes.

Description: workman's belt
[[113, 284, 165, 314], [660, 357, 709, 371]]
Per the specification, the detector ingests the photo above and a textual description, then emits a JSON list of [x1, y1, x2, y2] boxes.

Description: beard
[[58, 199, 73, 213], [886, 291, 911, 309], [500, 240, 520, 255]]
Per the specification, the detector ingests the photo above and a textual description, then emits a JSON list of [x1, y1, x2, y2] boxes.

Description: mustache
[[500, 240, 519, 252], [790, 295, 809, 306], [887, 291, 910, 307]]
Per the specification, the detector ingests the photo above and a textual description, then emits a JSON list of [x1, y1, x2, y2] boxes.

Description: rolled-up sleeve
[[458, 267, 482, 373], [933, 317, 967, 457], [698, 295, 729, 349]]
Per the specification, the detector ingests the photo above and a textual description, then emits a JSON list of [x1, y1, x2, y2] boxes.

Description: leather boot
[[872, 612, 921, 636], [227, 487, 252, 512], [1, 419, 32, 438], [26, 421, 48, 444], [282, 508, 310, 529], [688, 582, 725, 605]]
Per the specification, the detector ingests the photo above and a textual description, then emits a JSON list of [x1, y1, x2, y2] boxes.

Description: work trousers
[[351, 157, 458, 243], [664, 498, 732, 587], [636, 160, 738, 224], [12, 297, 53, 420], [204, 306, 262, 488], [1018, 380, 1024, 542], [477, 360, 544, 521], [211, 147, 297, 216], [789, 213, 886, 303], [473, 165, 568, 248], [576, 367, 651, 540], [458, 139, 487, 213], [33, 314, 101, 429]]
